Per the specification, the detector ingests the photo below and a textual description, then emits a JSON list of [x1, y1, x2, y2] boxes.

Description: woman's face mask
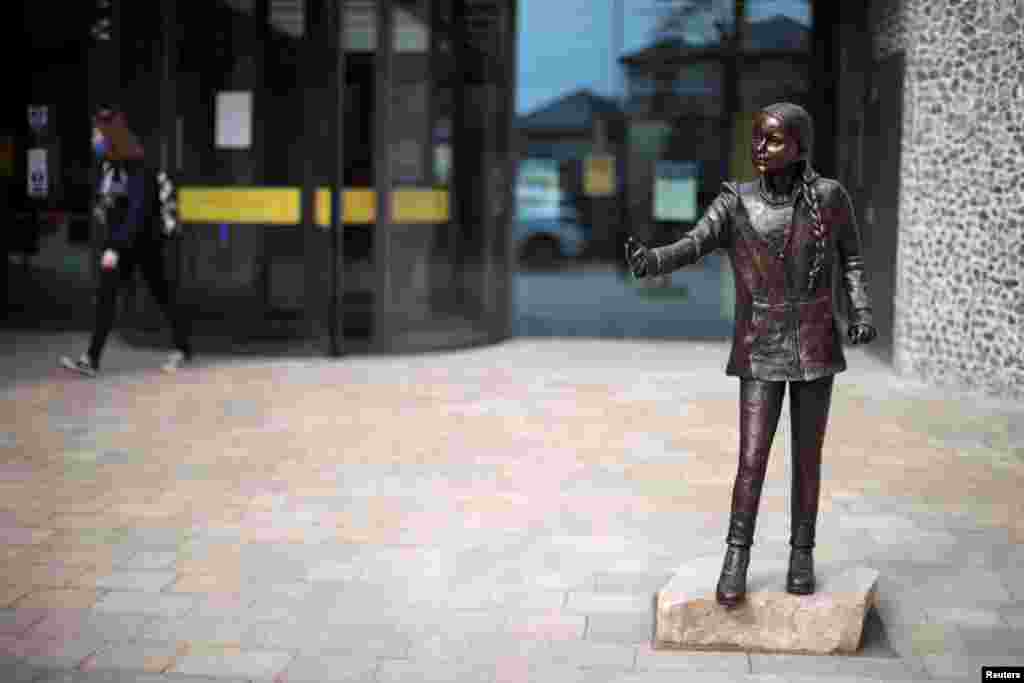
[[92, 128, 109, 159]]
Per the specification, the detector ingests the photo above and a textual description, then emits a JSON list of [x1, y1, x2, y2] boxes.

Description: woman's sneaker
[[161, 350, 190, 374], [60, 354, 98, 378]]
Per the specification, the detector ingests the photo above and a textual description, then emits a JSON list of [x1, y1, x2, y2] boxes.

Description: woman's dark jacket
[[95, 159, 158, 252], [649, 171, 873, 381]]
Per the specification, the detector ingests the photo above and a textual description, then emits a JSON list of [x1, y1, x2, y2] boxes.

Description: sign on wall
[[215, 91, 252, 150], [653, 160, 699, 222], [27, 148, 48, 198], [516, 158, 561, 221], [28, 106, 48, 135], [584, 154, 616, 197]]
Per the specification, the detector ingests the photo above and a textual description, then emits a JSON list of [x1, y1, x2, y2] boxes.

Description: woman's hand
[[848, 323, 876, 345], [625, 236, 653, 279], [101, 249, 119, 271]]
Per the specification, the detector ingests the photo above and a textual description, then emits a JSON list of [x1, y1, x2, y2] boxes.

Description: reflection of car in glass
[[514, 204, 588, 267]]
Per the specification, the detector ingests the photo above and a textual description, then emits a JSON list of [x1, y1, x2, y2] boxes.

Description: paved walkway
[[1, 330, 1022, 682]]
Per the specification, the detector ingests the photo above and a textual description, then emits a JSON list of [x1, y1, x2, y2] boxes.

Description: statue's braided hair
[[761, 102, 826, 290], [801, 173, 826, 290]]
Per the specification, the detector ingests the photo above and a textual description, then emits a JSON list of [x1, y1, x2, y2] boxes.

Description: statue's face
[[752, 113, 800, 175]]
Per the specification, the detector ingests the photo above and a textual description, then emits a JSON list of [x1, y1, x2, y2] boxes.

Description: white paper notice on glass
[[215, 91, 252, 150], [654, 160, 699, 222], [27, 148, 48, 199]]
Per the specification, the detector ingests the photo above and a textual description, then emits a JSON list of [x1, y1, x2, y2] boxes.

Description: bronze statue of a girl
[[625, 103, 876, 607]]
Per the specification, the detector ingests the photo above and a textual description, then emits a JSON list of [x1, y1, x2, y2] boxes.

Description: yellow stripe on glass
[[315, 188, 449, 226], [315, 188, 376, 225], [179, 187, 301, 224], [179, 187, 448, 226], [392, 188, 449, 223]]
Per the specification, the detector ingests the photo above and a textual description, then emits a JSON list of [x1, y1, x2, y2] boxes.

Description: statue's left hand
[[848, 324, 876, 345]]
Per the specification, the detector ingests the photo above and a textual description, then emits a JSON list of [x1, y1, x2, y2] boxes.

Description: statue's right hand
[[625, 235, 652, 278]]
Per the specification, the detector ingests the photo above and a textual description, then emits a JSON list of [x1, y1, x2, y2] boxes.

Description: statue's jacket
[[650, 171, 873, 382]]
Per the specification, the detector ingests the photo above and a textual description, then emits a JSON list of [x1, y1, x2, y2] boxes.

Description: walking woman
[[61, 106, 192, 377], [625, 103, 876, 606]]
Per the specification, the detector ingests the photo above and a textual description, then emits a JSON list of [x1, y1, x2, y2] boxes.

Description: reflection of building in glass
[[12, 0, 1024, 398], [619, 13, 812, 249], [514, 90, 626, 260], [13, 0, 518, 355]]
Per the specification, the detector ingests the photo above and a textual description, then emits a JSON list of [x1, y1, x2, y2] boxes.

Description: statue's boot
[[786, 520, 815, 595], [716, 512, 755, 607]]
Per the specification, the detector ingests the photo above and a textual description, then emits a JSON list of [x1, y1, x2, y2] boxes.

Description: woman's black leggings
[[87, 240, 191, 368], [730, 376, 834, 528]]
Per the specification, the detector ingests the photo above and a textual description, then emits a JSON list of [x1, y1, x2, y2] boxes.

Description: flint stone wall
[[891, 0, 1024, 399]]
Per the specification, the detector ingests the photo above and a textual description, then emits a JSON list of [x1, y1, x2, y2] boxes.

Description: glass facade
[[109, 0, 516, 353], [10, 0, 838, 350], [514, 0, 815, 338]]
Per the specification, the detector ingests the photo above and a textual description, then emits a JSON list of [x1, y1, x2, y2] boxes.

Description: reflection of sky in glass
[[517, 0, 811, 114], [748, 0, 811, 24]]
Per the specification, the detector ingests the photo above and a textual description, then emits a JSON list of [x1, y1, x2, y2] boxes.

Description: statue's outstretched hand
[[625, 235, 653, 279], [848, 323, 876, 345]]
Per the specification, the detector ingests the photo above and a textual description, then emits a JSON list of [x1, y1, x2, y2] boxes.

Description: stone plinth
[[655, 556, 879, 655]]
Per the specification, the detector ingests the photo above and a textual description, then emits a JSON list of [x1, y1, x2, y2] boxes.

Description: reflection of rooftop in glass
[[621, 14, 811, 64]]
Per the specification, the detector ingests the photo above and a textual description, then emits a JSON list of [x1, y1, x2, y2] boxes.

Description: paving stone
[[93, 571, 177, 592], [93, 592, 196, 618], [141, 614, 259, 646], [782, 677, 933, 683], [1, 527, 55, 545], [114, 552, 178, 571], [26, 611, 150, 644], [494, 664, 615, 683], [635, 645, 749, 673], [903, 569, 1013, 605], [956, 624, 1024, 656], [0, 658, 46, 682], [0, 609, 50, 637], [1000, 603, 1024, 629], [13, 590, 101, 610], [446, 585, 565, 610], [37, 673, 249, 683], [613, 675, 789, 683], [961, 654, 1024, 675], [78, 639, 179, 673], [97, 450, 146, 466], [276, 653, 377, 682], [749, 653, 849, 675], [117, 528, 189, 549], [375, 658, 497, 683], [871, 595, 928, 633], [20, 633, 108, 669], [585, 613, 654, 644], [256, 620, 411, 657], [921, 652, 973, 679], [924, 607, 1005, 628], [566, 592, 651, 615], [908, 623, 968, 658], [170, 648, 293, 679], [999, 566, 1024, 601], [592, 572, 674, 595], [505, 611, 586, 641], [404, 616, 510, 663], [830, 656, 926, 679], [536, 640, 637, 670]]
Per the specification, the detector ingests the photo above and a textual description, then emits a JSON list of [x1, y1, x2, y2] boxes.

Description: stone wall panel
[[890, 0, 1024, 399]]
